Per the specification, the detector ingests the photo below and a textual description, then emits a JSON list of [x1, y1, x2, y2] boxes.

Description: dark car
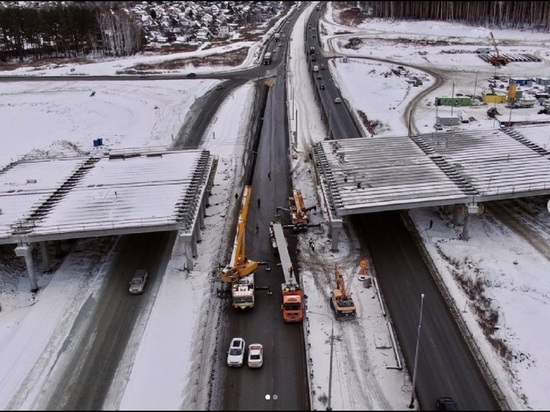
[[436, 397, 458, 411], [129, 269, 148, 294], [186, 72, 197, 78]]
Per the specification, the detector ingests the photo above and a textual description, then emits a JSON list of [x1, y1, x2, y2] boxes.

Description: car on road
[[320, 83, 325, 90], [247, 343, 264, 368], [334, 97, 342, 104], [227, 337, 246, 367], [129, 269, 148, 294], [316, 74, 322, 80], [186, 72, 197, 78], [436, 396, 458, 411], [215, 84, 223, 90]]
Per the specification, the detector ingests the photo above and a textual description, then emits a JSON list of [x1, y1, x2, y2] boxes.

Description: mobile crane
[[489, 32, 509, 67], [272, 221, 304, 322], [330, 265, 356, 319], [220, 186, 259, 309], [288, 189, 316, 232]]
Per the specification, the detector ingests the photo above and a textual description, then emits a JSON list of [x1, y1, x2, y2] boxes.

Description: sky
[[1, 2, 550, 410]]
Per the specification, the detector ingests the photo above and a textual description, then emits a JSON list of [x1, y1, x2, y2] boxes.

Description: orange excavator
[[220, 186, 267, 309], [330, 265, 357, 319]]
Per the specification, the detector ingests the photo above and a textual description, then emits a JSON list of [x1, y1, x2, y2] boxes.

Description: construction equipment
[[289, 189, 316, 232], [330, 265, 356, 319], [272, 221, 304, 322], [489, 32, 509, 67], [220, 186, 260, 309], [269, 221, 278, 255]]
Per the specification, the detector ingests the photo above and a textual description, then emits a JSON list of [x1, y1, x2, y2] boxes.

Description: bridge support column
[[452, 205, 462, 225], [182, 237, 194, 272], [462, 213, 471, 241], [191, 229, 198, 258], [39, 241, 52, 273], [15, 243, 38, 292], [329, 219, 343, 252], [199, 198, 206, 230], [461, 203, 479, 241]]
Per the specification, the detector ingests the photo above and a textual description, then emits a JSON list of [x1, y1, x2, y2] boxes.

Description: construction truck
[[289, 189, 315, 232], [330, 265, 356, 319], [220, 186, 258, 309], [231, 274, 255, 309], [489, 32, 509, 67], [272, 221, 304, 322]]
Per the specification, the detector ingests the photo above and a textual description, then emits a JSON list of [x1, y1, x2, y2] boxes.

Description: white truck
[[274, 33, 280, 42], [313, 64, 319, 73], [232, 274, 255, 309]]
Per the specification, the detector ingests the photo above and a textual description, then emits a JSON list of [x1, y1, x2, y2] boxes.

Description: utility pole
[[408, 293, 425, 409]]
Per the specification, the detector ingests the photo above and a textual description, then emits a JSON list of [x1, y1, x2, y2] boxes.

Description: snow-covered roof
[[314, 128, 550, 216], [0, 148, 214, 244]]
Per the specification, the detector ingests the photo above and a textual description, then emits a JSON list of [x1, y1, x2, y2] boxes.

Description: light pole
[[408, 293, 425, 409], [308, 311, 334, 411]]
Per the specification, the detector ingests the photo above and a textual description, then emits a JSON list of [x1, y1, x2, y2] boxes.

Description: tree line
[[360, 1, 550, 31], [0, 3, 143, 62]]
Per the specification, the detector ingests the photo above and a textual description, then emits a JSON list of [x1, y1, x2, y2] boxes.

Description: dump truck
[[272, 221, 304, 322], [330, 265, 356, 319]]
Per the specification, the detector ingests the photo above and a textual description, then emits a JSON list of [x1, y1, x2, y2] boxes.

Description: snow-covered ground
[[1, 2, 550, 410]]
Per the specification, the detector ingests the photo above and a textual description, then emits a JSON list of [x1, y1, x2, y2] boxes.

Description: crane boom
[[489, 32, 509, 66], [220, 186, 259, 283], [490, 32, 500, 58]]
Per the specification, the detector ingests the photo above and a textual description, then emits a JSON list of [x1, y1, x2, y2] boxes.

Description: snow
[[1, 2, 550, 410]]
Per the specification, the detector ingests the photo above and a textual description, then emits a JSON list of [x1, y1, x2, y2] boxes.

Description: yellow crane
[[220, 186, 259, 283]]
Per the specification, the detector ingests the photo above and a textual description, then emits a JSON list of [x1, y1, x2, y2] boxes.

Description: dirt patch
[[333, 4, 366, 27], [118, 47, 249, 74]]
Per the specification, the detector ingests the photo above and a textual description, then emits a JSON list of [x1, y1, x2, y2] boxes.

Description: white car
[[334, 97, 342, 104], [128, 269, 148, 294], [227, 337, 246, 367], [247, 343, 264, 368]]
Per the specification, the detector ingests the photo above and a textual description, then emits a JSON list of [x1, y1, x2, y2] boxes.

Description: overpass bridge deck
[[314, 127, 550, 217]]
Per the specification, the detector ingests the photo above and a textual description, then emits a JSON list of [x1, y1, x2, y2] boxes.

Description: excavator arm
[[334, 265, 347, 299]]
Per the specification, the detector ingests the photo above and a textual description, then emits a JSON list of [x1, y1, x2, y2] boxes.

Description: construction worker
[[257, 198, 261, 208], [256, 223, 259, 233], [268, 171, 272, 181]]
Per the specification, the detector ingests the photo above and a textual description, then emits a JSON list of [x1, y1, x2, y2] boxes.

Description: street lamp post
[[328, 320, 334, 411], [408, 293, 425, 409], [308, 311, 334, 411]]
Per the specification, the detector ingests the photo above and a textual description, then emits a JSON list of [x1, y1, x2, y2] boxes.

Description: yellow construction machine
[[330, 265, 357, 319], [220, 186, 259, 309]]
